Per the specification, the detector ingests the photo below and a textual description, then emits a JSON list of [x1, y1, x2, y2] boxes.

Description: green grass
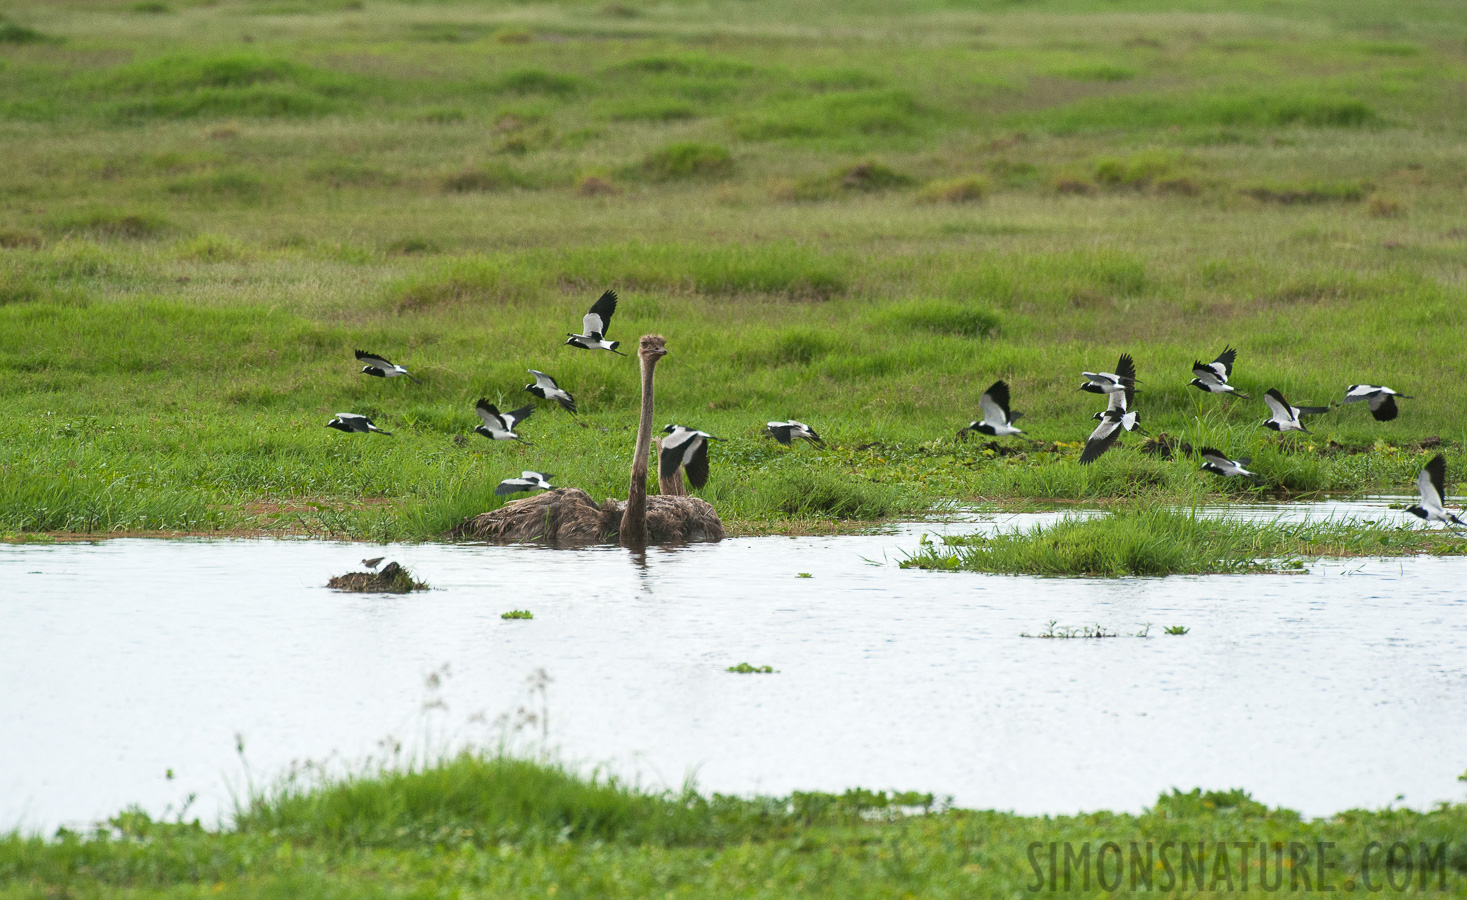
[[901, 508, 1467, 577], [1, 0, 1466, 539], [4, 755, 1466, 898]]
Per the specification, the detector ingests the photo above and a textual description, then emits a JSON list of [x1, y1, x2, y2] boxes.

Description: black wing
[[1369, 393, 1398, 421], [1196, 446, 1228, 466], [475, 399, 505, 430], [1212, 346, 1237, 378], [495, 479, 530, 496], [355, 349, 394, 367], [684, 437, 711, 488], [1424, 454, 1448, 505], [659, 436, 686, 480], [1079, 416, 1121, 465], [982, 380, 1011, 421], [585, 290, 618, 338], [1295, 405, 1331, 417], [502, 404, 536, 430], [768, 424, 793, 445], [1114, 352, 1137, 384]]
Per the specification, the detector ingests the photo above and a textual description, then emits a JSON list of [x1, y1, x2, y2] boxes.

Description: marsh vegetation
[[1, 0, 1465, 538]]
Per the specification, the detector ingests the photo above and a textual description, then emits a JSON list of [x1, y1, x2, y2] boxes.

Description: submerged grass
[[3, 755, 1466, 898], [902, 508, 1467, 577]]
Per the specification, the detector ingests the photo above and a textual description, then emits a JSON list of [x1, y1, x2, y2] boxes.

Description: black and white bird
[[1262, 388, 1330, 434], [767, 420, 823, 447], [326, 412, 391, 435], [474, 399, 534, 444], [495, 471, 554, 496], [1079, 410, 1127, 465], [1406, 454, 1463, 527], [1189, 347, 1250, 398], [354, 349, 421, 383], [564, 290, 625, 355], [524, 369, 577, 413], [958, 380, 1024, 439], [1080, 352, 1138, 396], [1197, 447, 1257, 478], [1091, 373, 1144, 434], [1343, 384, 1413, 422], [659, 424, 723, 489]]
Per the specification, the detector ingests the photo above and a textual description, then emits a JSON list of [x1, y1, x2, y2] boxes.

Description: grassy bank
[[901, 508, 1467, 576], [4, 754, 1466, 898], [2, 0, 1467, 537]]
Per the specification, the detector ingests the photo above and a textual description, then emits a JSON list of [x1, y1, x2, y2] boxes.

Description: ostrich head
[[639, 334, 668, 365]]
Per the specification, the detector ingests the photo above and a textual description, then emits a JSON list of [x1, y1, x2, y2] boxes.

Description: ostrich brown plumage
[[621, 334, 667, 546]]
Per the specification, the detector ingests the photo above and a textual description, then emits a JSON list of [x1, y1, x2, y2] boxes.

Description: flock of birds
[[325, 291, 1462, 528], [325, 290, 824, 499]]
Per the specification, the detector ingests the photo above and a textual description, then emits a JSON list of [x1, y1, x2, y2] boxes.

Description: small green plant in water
[[797, 572, 812, 578], [501, 609, 533, 620], [727, 663, 776, 673], [1164, 625, 1190, 635]]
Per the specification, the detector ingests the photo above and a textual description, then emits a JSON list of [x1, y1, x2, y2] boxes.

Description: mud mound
[[451, 487, 724, 546], [327, 561, 428, 593]]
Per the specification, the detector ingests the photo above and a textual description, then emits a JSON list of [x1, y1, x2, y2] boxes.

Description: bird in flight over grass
[[1080, 352, 1138, 396], [1080, 409, 1128, 464], [1189, 347, 1249, 398], [1406, 454, 1463, 526], [767, 420, 823, 447], [1343, 384, 1413, 422], [660, 424, 723, 488], [1197, 447, 1256, 478], [565, 290, 626, 355], [1091, 366, 1143, 435], [474, 400, 534, 444], [1262, 388, 1330, 434], [496, 471, 554, 496], [525, 369, 577, 413], [326, 412, 391, 435], [355, 349, 421, 383], [959, 380, 1024, 439]]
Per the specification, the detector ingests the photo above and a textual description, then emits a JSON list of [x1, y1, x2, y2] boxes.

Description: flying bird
[[1080, 352, 1138, 396], [1079, 410, 1127, 465], [354, 350, 421, 383], [495, 471, 554, 496], [1091, 369, 1143, 434], [474, 399, 534, 444], [1189, 347, 1250, 398], [326, 412, 391, 435], [564, 290, 625, 355], [660, 424, 724, 489], [1262, 388, 1330, 434], [525, 369, 577, 413], [1197, 447, 1256, 478], [1406, 454, 1463, 526], [959, 380, 1024, 439], [767, 420, 823, 447], [1343, 384, 1413, 422]]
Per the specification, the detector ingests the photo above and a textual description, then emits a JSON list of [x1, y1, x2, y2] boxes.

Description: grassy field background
[[2, 0, 1466, 537]]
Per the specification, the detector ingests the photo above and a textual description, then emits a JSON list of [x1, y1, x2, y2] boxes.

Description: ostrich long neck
[[621, 344, 660, 545]]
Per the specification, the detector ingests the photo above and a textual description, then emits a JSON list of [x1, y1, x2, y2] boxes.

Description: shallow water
[[2, 500, 1465, 832]]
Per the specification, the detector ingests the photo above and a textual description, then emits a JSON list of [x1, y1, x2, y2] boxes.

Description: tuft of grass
[[1164, 625, 1190, 635], [917, 175, 988, 203], [902, 508, 1466, 577], [44, 209, 170, 240], [1030, 91, 1377, 134], [869, 298, 999, 339], [500, 609, 533, 619], [733, 90, 927, 140], [1240, 180, 1369, 204], [789, 160, 912, 200], [751, 469, 909, 520], [727, 662, 775, 673], [637, 142, 733, 180], [0, 17, 56, 44], [442, 163, 540, 193], [496, 69, 580, 97]]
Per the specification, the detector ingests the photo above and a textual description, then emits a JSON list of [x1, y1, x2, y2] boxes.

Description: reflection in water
[[1, 500, 1464, 833]]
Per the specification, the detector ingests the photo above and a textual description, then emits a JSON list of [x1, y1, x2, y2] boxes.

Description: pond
[[2, 500, 1464, 832]]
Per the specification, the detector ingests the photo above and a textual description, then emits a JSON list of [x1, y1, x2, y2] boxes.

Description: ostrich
[[452, 335, 724, 546]]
